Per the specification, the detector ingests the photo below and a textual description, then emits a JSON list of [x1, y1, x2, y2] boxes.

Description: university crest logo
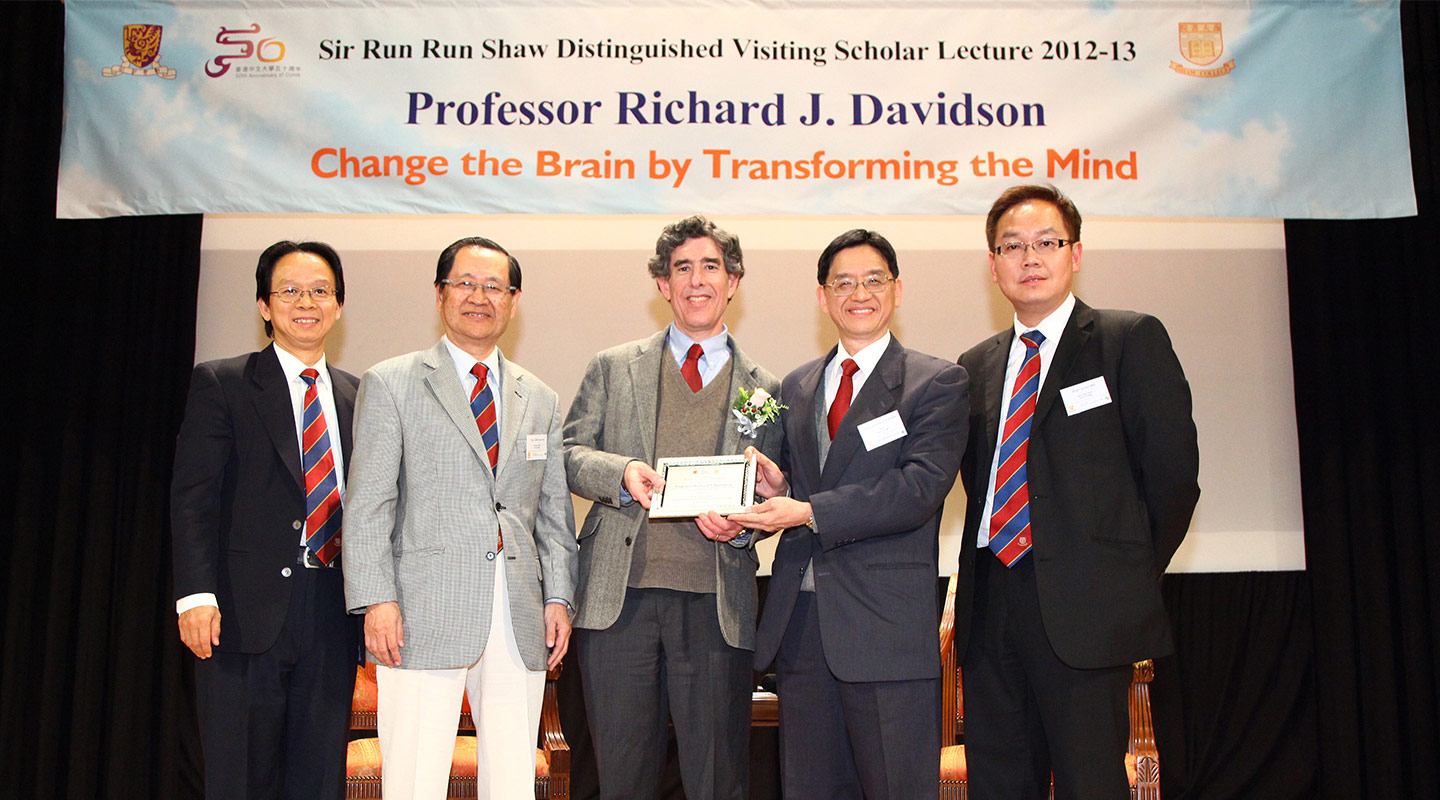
[[1169, 22, 1236, 78], [102, 24, 177, 79]]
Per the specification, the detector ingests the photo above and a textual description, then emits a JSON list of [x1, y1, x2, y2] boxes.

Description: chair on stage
[[344, 662, 571, 799], [936, 574, 1161, 800]]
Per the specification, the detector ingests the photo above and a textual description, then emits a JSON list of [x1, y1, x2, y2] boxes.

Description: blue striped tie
[[470, 362, 502, 551], [989, 330, 1044, 567], [301, 368, 342, 565]]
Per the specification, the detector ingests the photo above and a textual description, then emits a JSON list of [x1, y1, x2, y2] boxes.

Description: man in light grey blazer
[[563, 216, 782, 800], [344, 236, 578, 800]]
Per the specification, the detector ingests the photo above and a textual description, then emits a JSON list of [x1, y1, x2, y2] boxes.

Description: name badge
[[526, 434, 547, 460], [1060, 376, 1112, 416], [857, 410, 907, 451]]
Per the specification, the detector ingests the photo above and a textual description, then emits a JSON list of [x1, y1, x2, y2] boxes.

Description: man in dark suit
[[172, 240, 360, 800], [955, 185, 1200, 799], [732, 229, 967, 800]]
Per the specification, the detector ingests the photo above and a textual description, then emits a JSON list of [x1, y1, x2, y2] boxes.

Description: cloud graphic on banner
[[1188, 117, 1292, 193], [56, 159, 125, 218]]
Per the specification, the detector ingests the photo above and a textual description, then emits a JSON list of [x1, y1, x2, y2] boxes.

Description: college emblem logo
[[102, 24, 177, 79], [1169, 23, 1236, 78]]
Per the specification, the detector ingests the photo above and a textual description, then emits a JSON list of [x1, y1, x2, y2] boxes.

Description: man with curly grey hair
[[564, 215, 781, 800]]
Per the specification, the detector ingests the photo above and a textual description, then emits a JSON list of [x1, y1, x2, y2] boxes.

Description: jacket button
[[625, 537, 633, 546], [495, 502, 504, 512], [486, 552, 496, 561], [292, 520, 303, 530], [281, 567, 292, 577]]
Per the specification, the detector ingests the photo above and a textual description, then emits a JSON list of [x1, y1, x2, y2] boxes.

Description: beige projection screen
[[198, 214, 1303, 575]]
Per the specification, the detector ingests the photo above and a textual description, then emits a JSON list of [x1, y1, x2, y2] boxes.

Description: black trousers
[[576, 587, 753, 800], [774, 591, 941, 800], [195, 567, 357, 800], [963, 554, 1132, 800]]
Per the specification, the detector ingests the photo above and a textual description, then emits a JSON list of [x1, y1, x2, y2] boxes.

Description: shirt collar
[[1012, 293, 1076, 345], [831, 331, 892, 376], [667, 323, 730, 362], [442, 335, 501, 382], [272, 344, 328, 384]]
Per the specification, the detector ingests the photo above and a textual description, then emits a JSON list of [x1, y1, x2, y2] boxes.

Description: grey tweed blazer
[[563, 329, 781, 651], [344, 339, 578, 671]]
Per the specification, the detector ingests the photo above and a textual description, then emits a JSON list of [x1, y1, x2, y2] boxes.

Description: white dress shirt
[[443, 335, 503, 424], [976, 293, 1075, 547], [824, 332, 892, 412]]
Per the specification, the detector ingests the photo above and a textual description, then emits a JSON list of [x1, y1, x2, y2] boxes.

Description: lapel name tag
[[526, 434, 547, 460], [1060, 376, 1112, 416], [857, 410, 907, 451]]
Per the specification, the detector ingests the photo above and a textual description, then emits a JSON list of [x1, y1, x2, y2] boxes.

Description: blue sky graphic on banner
[[58, 0, 1414, 219]]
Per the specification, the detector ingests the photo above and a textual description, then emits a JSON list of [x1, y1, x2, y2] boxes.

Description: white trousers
[[376, 558, 545, 800]]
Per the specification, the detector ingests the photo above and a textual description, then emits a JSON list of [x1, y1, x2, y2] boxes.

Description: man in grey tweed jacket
[[345, 237, 577, 800], [564, 216, 782, 800]]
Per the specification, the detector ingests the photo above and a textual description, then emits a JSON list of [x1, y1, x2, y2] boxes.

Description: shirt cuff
[[176, 593, 218, 615], [545, 597, 574, 614]]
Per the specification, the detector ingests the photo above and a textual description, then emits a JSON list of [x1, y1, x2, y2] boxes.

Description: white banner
[[59, 0, 1415, 219]]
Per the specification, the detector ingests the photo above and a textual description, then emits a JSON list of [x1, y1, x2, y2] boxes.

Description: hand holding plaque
[[647, 454, 757, 518]]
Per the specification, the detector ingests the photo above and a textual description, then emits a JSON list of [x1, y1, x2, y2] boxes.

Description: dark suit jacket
[[956, 299, 1200, 669], [753, 337, 968, 682], [171, 345, 359, 654]]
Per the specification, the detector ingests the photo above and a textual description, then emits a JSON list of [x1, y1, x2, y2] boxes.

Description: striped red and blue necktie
[[470, 362, 502, 550], [300, 368, 342, 565], [989, 330, 1045, 567]]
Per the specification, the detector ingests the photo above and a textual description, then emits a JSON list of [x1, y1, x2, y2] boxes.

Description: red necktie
[[827, 358, 860, 439], [300, 368, 342, 565], [470, 363, 502, 551], [681, 343, 704, 392], [989, 330, 1045, 567]]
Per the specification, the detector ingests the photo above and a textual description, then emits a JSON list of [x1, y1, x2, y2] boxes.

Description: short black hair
[[647, 215, 744, 279], [985, 184, 1082, 250], [434, 236, 522, 291], [816, 229, 898, 285], [255, 240, 344, 338]]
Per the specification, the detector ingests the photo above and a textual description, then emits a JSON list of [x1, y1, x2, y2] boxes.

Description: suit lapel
[[979, 331, 1012, 468], [789, 350, 830, 488], [627, 330, 668, 462], [421, 339, 493, 478], [821, 338, 903, 489], [495, 354, 527, 477], [251, 345, 303, 488], [1034, 299, 1095, 426]]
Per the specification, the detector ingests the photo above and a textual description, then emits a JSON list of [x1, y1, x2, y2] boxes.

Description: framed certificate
[[648, 454, 757, 518]]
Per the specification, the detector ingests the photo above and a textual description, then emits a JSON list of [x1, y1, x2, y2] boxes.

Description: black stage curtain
[[2, 2, 1438, 799], [1280, 2, 1440, 797], [0, 2, 205, 798]]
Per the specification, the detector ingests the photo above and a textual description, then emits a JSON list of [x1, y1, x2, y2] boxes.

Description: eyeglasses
[[439, 279, 516, 299], [270, 286, 336, 303], [824, 274, 894, 296], [993, 238, 1073, 260]]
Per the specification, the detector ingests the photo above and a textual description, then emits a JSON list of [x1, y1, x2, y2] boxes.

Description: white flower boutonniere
[[732, 387, 786, 439]]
